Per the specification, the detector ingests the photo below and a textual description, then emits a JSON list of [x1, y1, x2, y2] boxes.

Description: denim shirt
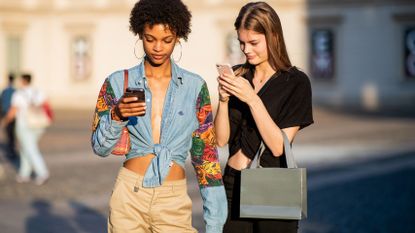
[[91, 60, 227, 233]]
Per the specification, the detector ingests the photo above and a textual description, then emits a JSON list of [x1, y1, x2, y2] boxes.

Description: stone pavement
[[0, 107, 414, 233]]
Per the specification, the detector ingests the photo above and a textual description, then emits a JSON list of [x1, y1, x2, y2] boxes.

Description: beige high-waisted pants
[[108, 167, 197, 233]]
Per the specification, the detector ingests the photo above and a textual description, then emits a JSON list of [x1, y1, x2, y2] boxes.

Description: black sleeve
[[278, 71, 314, 130]]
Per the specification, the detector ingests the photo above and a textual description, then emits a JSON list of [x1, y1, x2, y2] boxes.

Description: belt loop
[[133, 177, 140, 192]]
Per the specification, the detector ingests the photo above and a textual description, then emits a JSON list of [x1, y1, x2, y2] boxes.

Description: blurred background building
[[1, 1, 415, 233], [0, 0, 415, 112]]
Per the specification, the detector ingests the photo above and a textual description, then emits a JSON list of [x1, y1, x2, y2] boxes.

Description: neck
[[254, 61, 276, 79], [144, 58, 172, 79]]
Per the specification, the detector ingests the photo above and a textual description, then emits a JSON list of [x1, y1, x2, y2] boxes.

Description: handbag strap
[[123, 70, 129, 93], [249, 130, 298, 169]]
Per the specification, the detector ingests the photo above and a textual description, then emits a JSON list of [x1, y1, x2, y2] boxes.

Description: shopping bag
[[26, 105, 51, 129], [240, 130, 307, 220]]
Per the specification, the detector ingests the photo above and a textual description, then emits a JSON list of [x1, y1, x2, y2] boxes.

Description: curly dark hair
[[129, 0, 192, 41]]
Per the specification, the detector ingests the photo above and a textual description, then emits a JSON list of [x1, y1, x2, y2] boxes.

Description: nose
[[153, 41, 162, 52], [242, 44, 251, 54]]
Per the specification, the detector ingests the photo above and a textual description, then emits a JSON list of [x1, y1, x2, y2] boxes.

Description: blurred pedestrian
[[214, 2, 314, 233], [0, 73, 18, 160], [91, 0, 227, 232], [2, 73, 49, 185]]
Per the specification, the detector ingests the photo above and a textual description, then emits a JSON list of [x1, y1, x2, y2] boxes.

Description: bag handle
[[249, 130, 298, 169], [123, 70, 129, 93]]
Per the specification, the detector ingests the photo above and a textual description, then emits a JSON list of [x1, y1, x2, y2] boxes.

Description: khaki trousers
[[108, 167, 197, 233]]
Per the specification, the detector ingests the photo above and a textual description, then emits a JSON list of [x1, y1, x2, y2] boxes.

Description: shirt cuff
[[206, 224, 224, 233], [104, 112, 128, 131]]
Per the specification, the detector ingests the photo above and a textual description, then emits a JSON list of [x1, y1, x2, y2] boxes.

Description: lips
[[246, 54, 255, 60], [152, 54, 164, 60]]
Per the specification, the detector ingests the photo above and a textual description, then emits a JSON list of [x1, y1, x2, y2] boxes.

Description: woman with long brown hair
[[214, 2, 313, 232]]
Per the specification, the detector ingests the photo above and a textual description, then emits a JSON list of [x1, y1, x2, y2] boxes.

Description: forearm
[[248, 96, 284, 156], [3, 107, 17, 125], [213, 100, 230, 147], [200, 186, 227, 233], [91, 112, 128, 157]]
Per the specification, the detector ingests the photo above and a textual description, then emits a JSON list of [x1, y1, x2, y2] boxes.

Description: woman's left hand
[[218, 73, 258, 105]]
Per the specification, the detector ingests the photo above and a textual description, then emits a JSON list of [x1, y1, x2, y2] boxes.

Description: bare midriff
[[123, 154, 185, 181], [227, 149, 252, 171]]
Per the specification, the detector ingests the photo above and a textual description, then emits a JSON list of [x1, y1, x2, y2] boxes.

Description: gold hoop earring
[[134, 38, 145, 61], [172, 41, 182, 63]]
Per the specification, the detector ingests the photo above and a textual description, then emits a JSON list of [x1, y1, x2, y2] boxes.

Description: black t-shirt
[[228, 66, 314, 168]]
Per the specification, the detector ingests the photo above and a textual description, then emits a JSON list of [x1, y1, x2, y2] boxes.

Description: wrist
[[111, 107, 125, 121], [219, 96, 229, 103], [247, 95, 261, 108]]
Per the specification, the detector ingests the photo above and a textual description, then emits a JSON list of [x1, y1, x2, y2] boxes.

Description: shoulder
[[180, 67, 204, 82], [283, 67, 311, 89], [106, 69, 126, 83], [12, 90, 21, 99], [11, 89, 25, 103], [104, 66, 140, 93], [177, 66, 206, 91], [106, 64, 141, 81]]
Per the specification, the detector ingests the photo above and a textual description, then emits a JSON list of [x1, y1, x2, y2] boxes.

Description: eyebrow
[[238, 39, 259, 44], [143, 34, 174, 40]]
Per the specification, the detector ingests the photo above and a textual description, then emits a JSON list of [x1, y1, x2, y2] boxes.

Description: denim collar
[[134, 58, 184, 87]]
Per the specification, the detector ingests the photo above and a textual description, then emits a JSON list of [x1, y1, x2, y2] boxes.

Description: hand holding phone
[[124, 87, 145, 103], [116, 87, 146, 118], [216, 63, 233, 102], [216, 63, 234, 77]]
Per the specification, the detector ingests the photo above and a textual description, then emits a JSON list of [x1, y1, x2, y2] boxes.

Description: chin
[[247, 59, 259, 66], [248, 58, 267, 66], [147, 56, 169, 66]]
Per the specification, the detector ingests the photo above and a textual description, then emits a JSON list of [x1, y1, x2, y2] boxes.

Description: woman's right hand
[[217, 76, 231, 103], [112, 96, 146, 121]]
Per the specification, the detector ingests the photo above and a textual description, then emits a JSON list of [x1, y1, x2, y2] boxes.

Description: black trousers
[[223, 165, 298, 233], [5, 120, 17, 159]]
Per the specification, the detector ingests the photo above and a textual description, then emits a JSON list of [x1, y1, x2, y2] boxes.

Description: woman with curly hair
[[91, 0, 227, 232], [215, 2, 313, 233]]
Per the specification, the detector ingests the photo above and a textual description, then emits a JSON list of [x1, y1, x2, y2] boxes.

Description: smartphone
[[125, 87, 145, 103], [216, 63, 234, 76]]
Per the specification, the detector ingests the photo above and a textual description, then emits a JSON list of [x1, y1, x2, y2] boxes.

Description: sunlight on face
[[141, 24, 178, 65], [237, 29, 268, 66]]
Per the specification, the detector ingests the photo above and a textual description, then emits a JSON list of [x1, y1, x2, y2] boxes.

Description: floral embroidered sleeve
[[190, 82, 227, 233], [91, 78, 127, 157], [191, 82, 223, 187], [92, 78, 116, 131]]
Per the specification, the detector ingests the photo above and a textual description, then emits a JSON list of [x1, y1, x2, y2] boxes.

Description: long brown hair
[[234, 2, 291, 76]]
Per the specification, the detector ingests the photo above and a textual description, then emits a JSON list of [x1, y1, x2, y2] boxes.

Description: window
[[6, 36, 22, 74], [404, 26, 415, 79], [71, 36, 92, 81], [310, 29, 335, 80]]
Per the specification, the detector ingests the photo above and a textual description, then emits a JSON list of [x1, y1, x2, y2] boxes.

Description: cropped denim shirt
[[91, 60, 227, 232]]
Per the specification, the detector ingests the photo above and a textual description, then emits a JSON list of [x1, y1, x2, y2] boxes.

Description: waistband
[[224, 165, 242, 177], [117, 167, 187, 187]]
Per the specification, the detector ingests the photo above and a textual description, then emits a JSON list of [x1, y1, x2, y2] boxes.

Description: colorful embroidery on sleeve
[[92, 79, 117, 131], [191, 83, 223, 187]]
